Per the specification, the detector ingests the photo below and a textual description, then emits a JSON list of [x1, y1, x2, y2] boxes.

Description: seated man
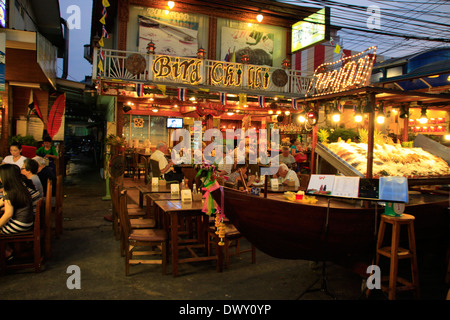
[[273, 163, 299, 188], [21, 158, 44, 200], [150, 142, 184, 182], [277, 146, 297, 170]]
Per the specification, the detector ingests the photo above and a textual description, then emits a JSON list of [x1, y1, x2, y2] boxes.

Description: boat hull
[[212, 188, 449, 265]]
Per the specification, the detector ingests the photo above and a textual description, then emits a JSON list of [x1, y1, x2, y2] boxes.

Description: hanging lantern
[[146, 40, 155, 54], [241, 54, 249, 64], [197, 47, 206, 59], [282, 59, 291, 69]]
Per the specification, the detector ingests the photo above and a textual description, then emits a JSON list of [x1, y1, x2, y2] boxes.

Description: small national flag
[[292, 98, 298, 110], [219, 92, 227, 105], [258, 96, 265, 108], [102, 25, 109, 39], [136, 83, 144, 97], [99, 47, 105, 61], [338, 103, 344, 113], [178, 88, 187, 101]]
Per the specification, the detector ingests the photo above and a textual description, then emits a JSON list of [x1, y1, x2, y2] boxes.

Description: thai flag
[[102, 25, 109, 39], [136, 83, 144, 97], [219, 92, 227, 105], [292, 98, 298, 110], [258, 96, 265, 108], [338, 103, 344, 113], [178, 88, 187, 101], [99, 47, 105, 61]]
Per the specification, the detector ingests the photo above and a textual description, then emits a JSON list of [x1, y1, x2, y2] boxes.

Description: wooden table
[[154, 199, 217, 277], [145, 192, 181, 226], [136, 183, 172, 207]]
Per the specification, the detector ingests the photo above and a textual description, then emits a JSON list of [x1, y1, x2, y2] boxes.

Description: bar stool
[[376, 213, 420, 300]]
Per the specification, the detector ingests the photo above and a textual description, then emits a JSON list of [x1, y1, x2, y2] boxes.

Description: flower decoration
[[195, 163, 226, 245]]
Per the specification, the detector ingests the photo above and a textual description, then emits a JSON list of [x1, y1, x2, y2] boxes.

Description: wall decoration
[[221, 26, 274, 66], [138, 15, 198, 57], [134, 117, 144, 128]]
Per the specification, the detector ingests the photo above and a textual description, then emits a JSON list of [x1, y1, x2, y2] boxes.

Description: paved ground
[[0, 155, 448, 307]]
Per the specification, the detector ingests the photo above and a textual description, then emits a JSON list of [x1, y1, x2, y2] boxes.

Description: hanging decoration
[[195, 164, 226, 246], [196, 102, 224, 117], [97, 0, 110, 75], [219, 92, 227, 106], [258, 95, 265, 108], [178, 87, 187, 101], [47, 94, 66, 139], [28, 90, 44, 123]]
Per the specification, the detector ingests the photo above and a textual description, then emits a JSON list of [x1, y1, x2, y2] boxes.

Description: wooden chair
[[298, 173, 311, 191], [132, 152, 147, 180], [44, 179, 53, 259], [111, 184, 150, 241], [208, 222, 256, 271], [54, 174, 63, 238], [0, 199, 45, 275], [118, 189, 168, 276]]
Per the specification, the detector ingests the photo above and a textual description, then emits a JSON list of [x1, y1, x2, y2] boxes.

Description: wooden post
[[366, 93, 375, 179], [310, 123, 318, 174]]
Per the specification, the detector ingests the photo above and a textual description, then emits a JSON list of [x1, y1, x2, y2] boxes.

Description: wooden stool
[[376, 213, 420, 300]]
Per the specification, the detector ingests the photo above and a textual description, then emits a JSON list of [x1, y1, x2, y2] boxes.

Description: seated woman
[[0, 164, 35, 260], [2, 142, 27, 169], [227, 162, 255, 189]]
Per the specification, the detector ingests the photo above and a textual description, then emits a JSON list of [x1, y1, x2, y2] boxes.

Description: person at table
[[0, 164, 34, 260], [33, 156, 56, 197], [150, 142, 183, 183], [21, 158, 44, 200], [2, 142, 27, 169], [273, 163, 299, 188], [36, 136, 58, 174], [227, 162, 255, 188], [277, 146, 297, 170]]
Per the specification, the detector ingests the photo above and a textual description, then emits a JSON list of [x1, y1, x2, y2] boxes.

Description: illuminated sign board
[[306, 46, 377, 97], [0, 0, 6, 28], [291, 7, 330, 53], [152, 55, 270, 90]]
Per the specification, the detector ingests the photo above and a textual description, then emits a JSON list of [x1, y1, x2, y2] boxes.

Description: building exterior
[[87, 0, 326, 148], [0, 0, 68, 156]]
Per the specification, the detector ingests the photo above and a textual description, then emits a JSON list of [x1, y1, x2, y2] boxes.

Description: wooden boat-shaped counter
[[211, 187, 449, 270]]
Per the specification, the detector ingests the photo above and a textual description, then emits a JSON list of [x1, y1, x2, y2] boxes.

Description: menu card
[[171, 184, 180, 196], [306, 174, 335, 195], [181, 189, 192, 202], [331, 176, 360, 198]]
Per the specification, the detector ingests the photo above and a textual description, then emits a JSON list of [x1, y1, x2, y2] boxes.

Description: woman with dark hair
[[1, 141, 27, 168], [0, 164, 34, 260]]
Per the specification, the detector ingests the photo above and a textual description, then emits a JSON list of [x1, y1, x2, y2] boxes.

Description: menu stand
[[297, 197, 336, 299], [297, 194, 388, 300]]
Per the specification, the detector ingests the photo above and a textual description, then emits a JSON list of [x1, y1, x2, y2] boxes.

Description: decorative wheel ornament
[[109, 155, 125, 179], [125, 54, 146, 75], [272, 69, 288, 87]]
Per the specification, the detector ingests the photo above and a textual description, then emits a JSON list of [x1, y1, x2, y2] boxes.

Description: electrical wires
[[282, 0, 450, 58]]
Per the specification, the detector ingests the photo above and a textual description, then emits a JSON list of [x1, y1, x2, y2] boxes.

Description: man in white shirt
[[150, 142, 183, 182], [274, 163, 299, 188]]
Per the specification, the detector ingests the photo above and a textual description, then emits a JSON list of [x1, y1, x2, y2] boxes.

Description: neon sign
[[306, 46, 377, 97]]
